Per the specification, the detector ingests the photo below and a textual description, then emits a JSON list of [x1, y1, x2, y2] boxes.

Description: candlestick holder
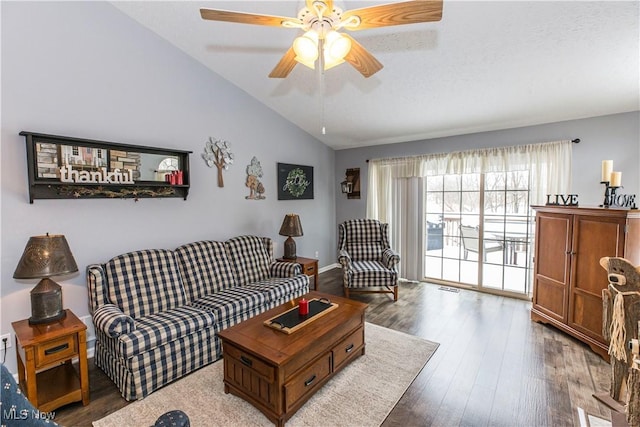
[[600, 181, 621, 208]]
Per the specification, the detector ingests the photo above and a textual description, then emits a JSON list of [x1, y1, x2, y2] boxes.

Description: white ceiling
[[112, 1, 639, 150]]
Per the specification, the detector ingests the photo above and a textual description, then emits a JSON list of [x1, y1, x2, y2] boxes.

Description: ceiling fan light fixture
[[295, 56, 317, 69], [293, 31, 319, 69], [323, 31, 351, 69], [323, 55, 345, 70], [324, 31, 351, 59]]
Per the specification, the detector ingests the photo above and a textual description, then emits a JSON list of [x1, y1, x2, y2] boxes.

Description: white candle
[[610, 171, 622, 187], [601, 160, 613, 182]]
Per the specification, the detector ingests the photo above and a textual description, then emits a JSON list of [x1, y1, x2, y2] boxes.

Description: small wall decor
[[245, 156, 266, 200], [345, 168, 360, 199], [202, 137, 234, 187], [277, 163, 313, 200]]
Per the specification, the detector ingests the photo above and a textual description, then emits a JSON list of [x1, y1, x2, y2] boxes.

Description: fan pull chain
[[320, 77, 326, 135], [318, 38, 326, 135]]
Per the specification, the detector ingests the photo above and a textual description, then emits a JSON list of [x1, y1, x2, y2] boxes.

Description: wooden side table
[[277, 256, 319, 290], [12, 309, 89, 412]]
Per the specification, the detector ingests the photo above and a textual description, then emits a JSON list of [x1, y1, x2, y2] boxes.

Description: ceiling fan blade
[[200, 8, 297, 27], [341, 0, 443, 31], [269, 47, 297, 78], [342, 34, 383, 78]]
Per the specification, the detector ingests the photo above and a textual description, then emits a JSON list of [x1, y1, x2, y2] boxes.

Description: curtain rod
[[365, 138, 581, 163]]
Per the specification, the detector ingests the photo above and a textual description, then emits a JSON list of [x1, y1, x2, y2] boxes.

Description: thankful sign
[[59, 165, 135, 184]]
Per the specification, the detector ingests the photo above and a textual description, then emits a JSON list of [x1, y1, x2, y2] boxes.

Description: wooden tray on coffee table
[[264, 298, 338, 334]]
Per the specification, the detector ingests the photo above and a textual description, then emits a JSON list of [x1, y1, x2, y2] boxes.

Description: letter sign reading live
[[546, 194, 579, 206]]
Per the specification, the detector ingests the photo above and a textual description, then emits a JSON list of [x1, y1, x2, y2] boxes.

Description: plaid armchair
[[338, 219, 400, 301]]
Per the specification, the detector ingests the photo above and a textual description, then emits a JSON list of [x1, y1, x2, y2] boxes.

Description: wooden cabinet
[[531, 206, 640, 360]]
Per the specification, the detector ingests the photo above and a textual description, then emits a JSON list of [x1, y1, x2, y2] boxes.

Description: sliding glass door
[[424, 171, 533, 296]]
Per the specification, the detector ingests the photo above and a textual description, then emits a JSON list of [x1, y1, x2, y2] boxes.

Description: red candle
[[298, 298, 309, 316]]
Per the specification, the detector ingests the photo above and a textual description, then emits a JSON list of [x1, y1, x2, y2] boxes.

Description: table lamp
[[279, 214, 303, 260], [13, 233, 78, 324]]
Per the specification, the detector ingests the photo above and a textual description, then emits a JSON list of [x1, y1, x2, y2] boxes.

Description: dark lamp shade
[[279, 214, 303, 237], [13, 234, 78, 279], [14, 234, 77, 325]]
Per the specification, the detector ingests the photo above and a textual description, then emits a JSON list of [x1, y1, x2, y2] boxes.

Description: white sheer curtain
[[366, 140, 573, 280], [391, 177, 423, 281]]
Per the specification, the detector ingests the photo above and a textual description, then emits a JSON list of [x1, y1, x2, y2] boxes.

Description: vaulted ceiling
[[112, 1, 639, 150]]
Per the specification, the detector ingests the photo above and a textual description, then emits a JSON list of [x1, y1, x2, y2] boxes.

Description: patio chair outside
[[459, 224, 504, 262]]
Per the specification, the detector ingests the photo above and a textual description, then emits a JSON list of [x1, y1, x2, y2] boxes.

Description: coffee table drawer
[[284, 353, 331, 412], [224, 344, 275, 383], [332, 326, 364, 370]]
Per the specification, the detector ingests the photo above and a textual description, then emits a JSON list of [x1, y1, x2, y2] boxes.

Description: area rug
[[93, 322, 438, 427]]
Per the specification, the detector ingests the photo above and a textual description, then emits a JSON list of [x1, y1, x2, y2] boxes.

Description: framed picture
[[277, 163, 314, 200]]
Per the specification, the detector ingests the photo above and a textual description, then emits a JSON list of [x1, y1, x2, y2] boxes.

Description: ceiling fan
[[200, 0, 443, 78]]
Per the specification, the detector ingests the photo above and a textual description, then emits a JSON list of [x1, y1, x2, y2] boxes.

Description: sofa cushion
[[190, 287, 266, 325], [242, 276, 309, 303], [175, 240, 237, 302], [118, 305, 216, 358], [225, 236, 271, 285], [105, 249, 187, 319]]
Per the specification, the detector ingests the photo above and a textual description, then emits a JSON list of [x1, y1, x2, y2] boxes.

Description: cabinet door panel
[[533, 212, 571, 321], [534, 214, 571, 284], [571, 216, 624, 295], [533, 277, 567, 321], [571, 292, 607, 340], [569, 215, 625, 341]]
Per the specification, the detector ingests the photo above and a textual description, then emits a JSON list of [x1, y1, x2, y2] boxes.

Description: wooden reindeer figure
[[600, 257, 640, 426]]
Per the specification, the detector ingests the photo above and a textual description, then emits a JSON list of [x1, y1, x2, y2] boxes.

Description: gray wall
[[335, 112, 640, 224], [1, 2, 335, 373]]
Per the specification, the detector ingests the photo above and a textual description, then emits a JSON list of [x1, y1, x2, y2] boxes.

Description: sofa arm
[[338, 250, 352, 269], [93, 304, 135, 338], [382, 249, 400, 269], [270, 261, 302, 278]]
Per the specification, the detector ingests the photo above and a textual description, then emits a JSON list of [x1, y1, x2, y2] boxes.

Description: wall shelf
[[20, 132, 191, 203]]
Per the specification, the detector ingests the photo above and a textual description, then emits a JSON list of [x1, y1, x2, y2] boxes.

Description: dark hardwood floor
[[54, 267, 612, 426]]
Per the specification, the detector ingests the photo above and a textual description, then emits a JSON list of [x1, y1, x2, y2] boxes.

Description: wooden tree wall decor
[[202, 137, 234, 187], [245, 156, 265, 200]]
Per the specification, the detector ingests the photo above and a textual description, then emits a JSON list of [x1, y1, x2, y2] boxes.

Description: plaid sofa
[[338, 219, 400, 301], [87, 236, 309, 400]]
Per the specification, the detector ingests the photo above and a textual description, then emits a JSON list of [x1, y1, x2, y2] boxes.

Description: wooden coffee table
[[217, 291, 367, 427]]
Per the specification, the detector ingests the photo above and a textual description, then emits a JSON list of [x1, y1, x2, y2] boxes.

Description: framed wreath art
[[277, 163, 314, 200]]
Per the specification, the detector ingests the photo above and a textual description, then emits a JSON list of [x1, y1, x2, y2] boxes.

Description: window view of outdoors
[[424, 171, 534, 295]]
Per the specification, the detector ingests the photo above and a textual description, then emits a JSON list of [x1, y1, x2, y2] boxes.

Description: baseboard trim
[[319, 263, 339, 273]]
